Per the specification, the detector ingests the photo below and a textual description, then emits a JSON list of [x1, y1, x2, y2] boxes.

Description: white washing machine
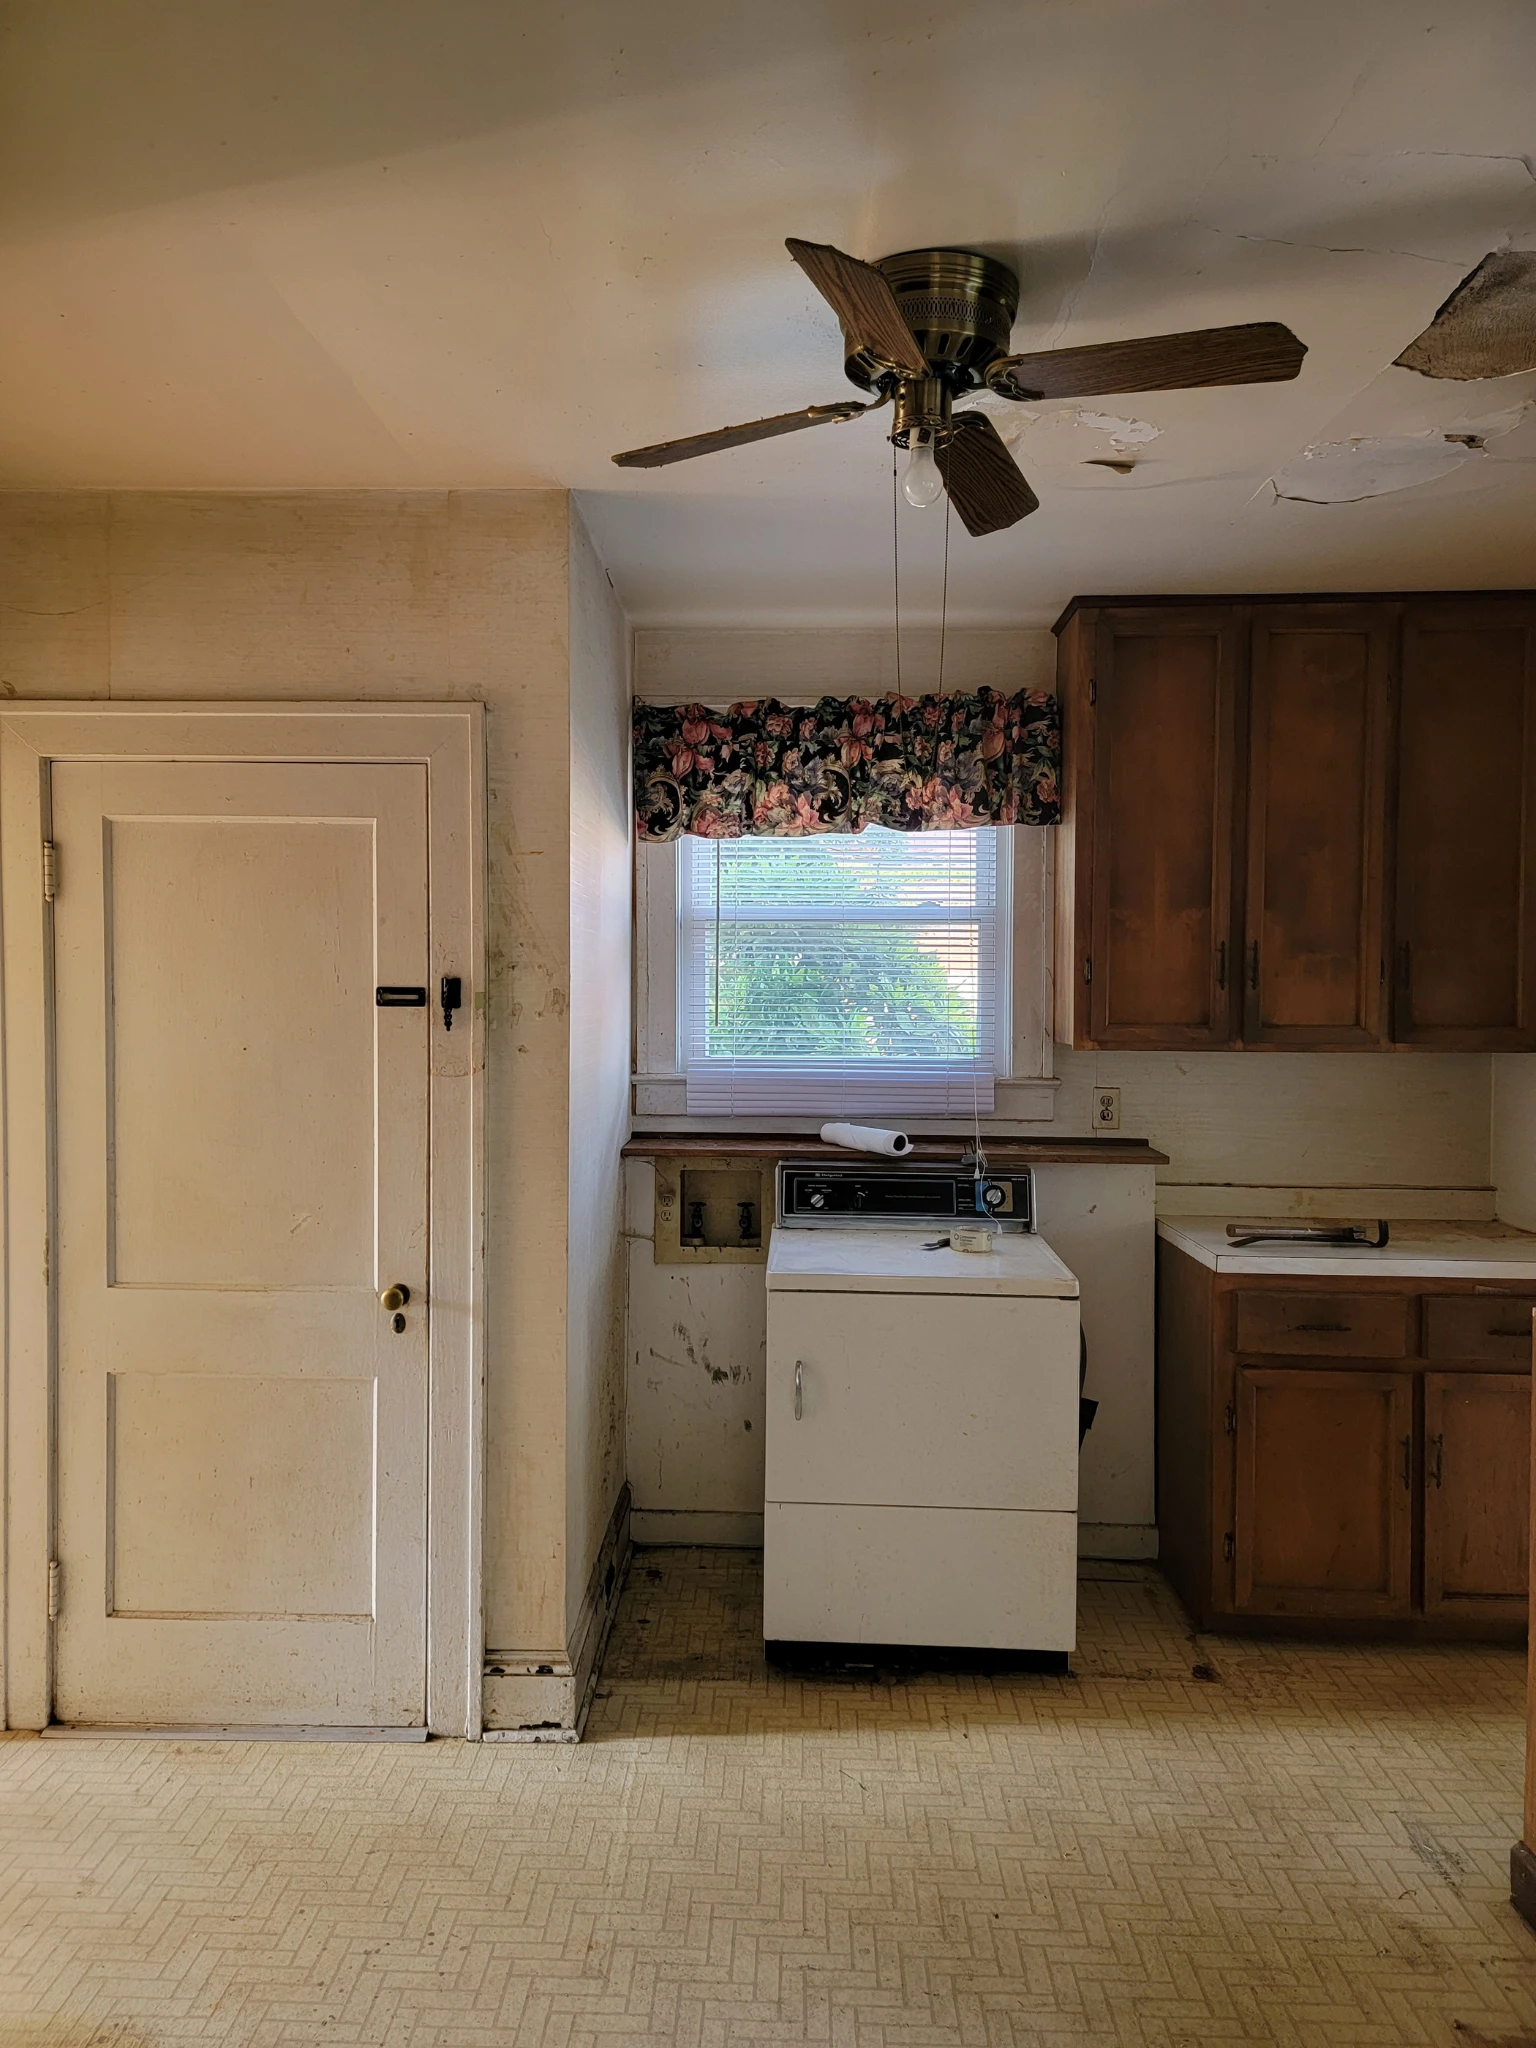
[[764, 1161, 1082, 1663]]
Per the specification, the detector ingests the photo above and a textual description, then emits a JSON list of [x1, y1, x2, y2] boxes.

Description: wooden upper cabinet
[[1056, 606, 1241, 1048], [1395, 603, 1536, 1048], [1243, 608, 1391, 1047], [1055, 591, 1536, 1050]]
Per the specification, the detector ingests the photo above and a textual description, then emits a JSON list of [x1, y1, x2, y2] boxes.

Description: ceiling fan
[[613, 240, 1307, 535]]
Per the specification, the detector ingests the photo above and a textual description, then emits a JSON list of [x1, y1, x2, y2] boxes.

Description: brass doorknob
[[379, 1284, 411, 1312]]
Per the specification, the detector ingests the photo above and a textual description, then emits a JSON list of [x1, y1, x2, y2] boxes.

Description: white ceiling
[[3, 1, 1536, 625]]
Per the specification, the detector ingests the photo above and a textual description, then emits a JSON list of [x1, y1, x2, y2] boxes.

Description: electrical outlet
[[1093, 1086, 1121, 1132]]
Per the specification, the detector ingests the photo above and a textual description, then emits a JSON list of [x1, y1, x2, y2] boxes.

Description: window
[[678, 827, 1008, 1116]]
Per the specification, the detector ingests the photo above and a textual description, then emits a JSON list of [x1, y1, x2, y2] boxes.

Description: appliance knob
[[808, 1191, 825, 1209]]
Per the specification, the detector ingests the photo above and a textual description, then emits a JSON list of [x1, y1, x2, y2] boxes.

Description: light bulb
[[902, 431, 943, 509]]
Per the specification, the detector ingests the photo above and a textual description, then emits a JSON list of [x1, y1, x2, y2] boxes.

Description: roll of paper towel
[[819, 1122, 913, 1157]]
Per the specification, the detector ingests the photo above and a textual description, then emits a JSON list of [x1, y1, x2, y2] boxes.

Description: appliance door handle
[[794, 1359, 803, 1421]]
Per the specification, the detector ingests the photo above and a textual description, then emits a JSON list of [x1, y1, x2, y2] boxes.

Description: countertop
[[767, 1224, 1079, 1297], [624, 1130, 1168, 1167], [1158, 1217, 1536, 1279]]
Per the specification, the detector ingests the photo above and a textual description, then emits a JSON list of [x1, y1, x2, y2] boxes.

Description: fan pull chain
[[937, 487, 951, 696], [891, 446, 903, 700]]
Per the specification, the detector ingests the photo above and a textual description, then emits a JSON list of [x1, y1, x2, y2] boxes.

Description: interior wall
[[563, 502, 633, 1641], [1494, 1054, 1536, 1230], [0, 489, 582, 1661], [1059, 1049, 1493, 1217]]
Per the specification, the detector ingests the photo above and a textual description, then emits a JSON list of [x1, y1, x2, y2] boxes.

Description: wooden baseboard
[[631, 1509, 763, 1547], [481, 1482, 632, 1739], [1511, 1839, 1536, 1930]]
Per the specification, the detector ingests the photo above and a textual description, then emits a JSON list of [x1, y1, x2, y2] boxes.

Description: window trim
[[634, 825, 1058, 1129]]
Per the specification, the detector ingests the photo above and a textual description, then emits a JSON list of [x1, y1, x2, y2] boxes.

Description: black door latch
[[441, 976, 462, 1031], [376, 986, 427, 1007]]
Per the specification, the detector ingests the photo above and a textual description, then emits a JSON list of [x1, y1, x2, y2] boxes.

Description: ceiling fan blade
[[936, 413, 1039, 536], [986, 321, 1306, 401], [785, 238, 931, 378], [612, 398, 876, 468]]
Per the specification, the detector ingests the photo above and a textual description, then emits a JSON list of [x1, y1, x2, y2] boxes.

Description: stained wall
[[0, 489, 630, 1682]]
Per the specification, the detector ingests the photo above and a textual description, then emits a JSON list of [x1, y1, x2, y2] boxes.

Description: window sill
[[620, 1124, 1169, 1166], [632, 1072, 1061, 1129]]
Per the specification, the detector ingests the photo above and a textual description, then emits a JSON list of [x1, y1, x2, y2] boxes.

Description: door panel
[[106, 1372, 375, 1618], [1233, 1365, 1413, 1617], [53, 760, 429, 1727], [1423, 1371, 1530, 1618], [1244, 608, 1390, 1045], [107, 817, 376, 1287], [1089, 610, 1241, 1046], [1396, 606, 1536, 1046], [764, 1291, 1079, 1510]]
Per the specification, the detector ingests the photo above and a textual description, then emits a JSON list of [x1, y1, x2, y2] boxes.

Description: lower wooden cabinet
[[1157, 1241, 1533, 1638], [1423, 1371, 1531, 1619], [1233, 1365, 1413, 1619]]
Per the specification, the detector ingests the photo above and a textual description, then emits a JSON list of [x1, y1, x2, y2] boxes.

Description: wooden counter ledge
[[621, 1131, 1169, 1167]]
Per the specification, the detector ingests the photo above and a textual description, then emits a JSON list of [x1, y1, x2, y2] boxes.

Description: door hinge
[[1222, 1531, 1235, 1563], [1224, 1402, 1236, 1436], [41, 841, 57, 903], [47, 1559, 61, 1622]]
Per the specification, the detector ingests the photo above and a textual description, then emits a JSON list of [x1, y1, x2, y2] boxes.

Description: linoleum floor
[[0, 1550, 1531, 2046]]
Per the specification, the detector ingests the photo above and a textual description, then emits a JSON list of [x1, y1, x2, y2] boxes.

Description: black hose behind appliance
[[1079, 1326, 1098, 1446]]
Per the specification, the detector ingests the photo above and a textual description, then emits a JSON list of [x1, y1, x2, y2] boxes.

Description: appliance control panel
[[776, 1162, 1037, 1231]]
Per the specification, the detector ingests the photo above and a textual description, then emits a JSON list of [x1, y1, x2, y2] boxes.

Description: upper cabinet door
[[1395, 603, 1536, 1048], [1243, 606, 1391, 1047], [1083, 608, 1242, 1048]]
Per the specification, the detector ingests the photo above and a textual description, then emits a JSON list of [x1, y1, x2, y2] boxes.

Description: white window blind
[[681, 826, 1005, 1116]]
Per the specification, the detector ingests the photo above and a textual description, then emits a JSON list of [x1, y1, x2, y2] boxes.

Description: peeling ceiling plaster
[[2, 1, 1536, 623], [1269, 402, 1532, 502]]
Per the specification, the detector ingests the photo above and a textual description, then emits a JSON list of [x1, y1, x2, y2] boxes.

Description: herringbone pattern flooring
[[1, 1552, 1532, 2047]]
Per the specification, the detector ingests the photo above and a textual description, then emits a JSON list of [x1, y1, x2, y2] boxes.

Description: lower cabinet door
[[1233, 1365, 1413, 1618], [1423, 1371, 1531, 1620], [763, 1503, 1078, 1651]]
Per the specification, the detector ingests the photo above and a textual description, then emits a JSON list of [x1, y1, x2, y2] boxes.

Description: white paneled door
[[51, 761, 430, 1727]]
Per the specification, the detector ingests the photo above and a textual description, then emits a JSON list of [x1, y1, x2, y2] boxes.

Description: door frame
[[0, 704, 486, 1737]]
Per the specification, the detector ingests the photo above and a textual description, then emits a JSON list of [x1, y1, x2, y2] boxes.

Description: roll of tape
[[949, 1225, 995, 1255]]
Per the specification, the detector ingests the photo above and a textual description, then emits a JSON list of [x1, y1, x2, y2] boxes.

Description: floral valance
[[633, 688, 1060, 841]]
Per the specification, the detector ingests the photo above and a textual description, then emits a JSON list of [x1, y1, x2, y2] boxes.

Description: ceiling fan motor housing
[[843, 248, 1020, 394]]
